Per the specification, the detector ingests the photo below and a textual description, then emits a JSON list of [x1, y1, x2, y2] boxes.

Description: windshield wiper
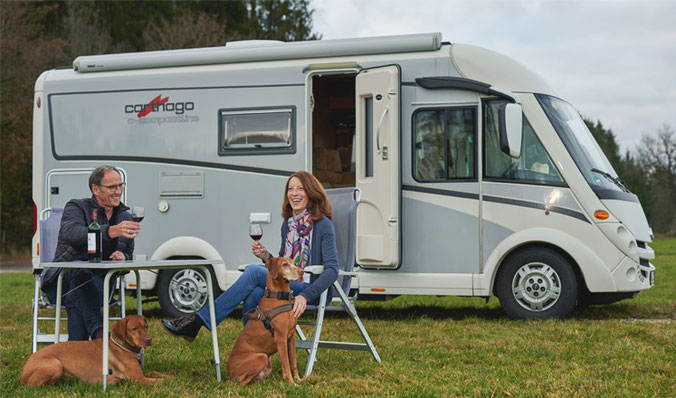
[[591, 168, 630, 192]]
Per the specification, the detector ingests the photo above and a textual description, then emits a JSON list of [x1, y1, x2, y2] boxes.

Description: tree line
[[1, 1, 673, 254], [0, 0, 319, 252]]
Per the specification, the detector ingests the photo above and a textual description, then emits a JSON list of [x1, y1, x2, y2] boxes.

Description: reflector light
[[371, 288, 385, 292], [594, 210, 609, 220]]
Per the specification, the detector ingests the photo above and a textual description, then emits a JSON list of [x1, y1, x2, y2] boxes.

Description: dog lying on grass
[[21, 314, 171, 386]]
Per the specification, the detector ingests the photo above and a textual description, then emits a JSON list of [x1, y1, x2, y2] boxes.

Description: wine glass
[[131, 206, 145, 223], [249, 223, 263, 241]]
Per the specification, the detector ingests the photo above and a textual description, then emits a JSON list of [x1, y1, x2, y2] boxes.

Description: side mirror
[[499, 103, 523, 158]]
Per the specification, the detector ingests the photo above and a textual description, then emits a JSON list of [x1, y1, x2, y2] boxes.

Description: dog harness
[[245, 289, 294, 337]]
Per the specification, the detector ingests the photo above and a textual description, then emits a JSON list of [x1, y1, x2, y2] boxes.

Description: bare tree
[[636, 124, 676, 177], [635, 124, 676, 233], [62, 0, 129, 59], [143, 11, 229, 51], [1, 2, 68, 251]]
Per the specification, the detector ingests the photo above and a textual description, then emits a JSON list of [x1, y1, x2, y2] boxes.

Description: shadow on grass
[[141, 304, 507, 321], [138, 298, 664, 323]]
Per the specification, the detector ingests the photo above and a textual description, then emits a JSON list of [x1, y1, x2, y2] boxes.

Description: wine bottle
[[88, 209, 102, 262]]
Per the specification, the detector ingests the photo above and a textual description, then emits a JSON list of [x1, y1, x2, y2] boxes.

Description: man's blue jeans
[[44, 268, 105, 341], [196, 264, 308, 330]]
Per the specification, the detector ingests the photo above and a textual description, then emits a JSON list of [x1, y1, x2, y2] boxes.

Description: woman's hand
[[251, 240, 270, 261], [292, 295, 307, 318]]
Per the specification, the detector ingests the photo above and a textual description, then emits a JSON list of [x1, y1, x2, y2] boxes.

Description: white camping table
[[44, 259, 223, 391]]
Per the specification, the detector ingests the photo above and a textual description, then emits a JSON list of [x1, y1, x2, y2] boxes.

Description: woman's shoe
[[160, 314, 203, 342]]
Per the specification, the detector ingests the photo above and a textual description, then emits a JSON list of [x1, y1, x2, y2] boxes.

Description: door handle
[[376, 106, 389, 153]]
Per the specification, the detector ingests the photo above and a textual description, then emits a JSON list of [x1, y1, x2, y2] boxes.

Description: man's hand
[[108, 221, 141, 238], [293, 295, 307, 318], [109, 251, 125, 261]]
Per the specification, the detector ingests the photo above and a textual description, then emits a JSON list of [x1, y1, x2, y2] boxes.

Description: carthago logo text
[[125, 94, 199, 125]]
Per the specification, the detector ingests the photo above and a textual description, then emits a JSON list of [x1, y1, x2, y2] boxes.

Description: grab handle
[[376, 106, 389, 153]]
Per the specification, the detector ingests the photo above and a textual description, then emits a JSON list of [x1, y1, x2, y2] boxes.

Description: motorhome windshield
[[536, 94, 630, 195]]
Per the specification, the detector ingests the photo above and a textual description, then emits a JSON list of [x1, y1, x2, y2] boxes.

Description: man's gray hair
[[89, 165, 120, 192]]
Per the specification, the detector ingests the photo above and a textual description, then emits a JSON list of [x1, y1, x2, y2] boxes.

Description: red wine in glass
[[131, 206, 144, 223], [250, 224, 263, 241]]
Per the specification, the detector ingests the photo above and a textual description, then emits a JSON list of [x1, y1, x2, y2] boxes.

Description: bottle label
[[88, 232, 96, 253]]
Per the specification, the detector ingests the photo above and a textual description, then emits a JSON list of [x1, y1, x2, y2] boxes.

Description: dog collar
[[264, 288, 293, 301], [111, 334, 142, 354]]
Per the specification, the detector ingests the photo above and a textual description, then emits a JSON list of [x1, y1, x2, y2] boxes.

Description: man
[[41, 165, 140, 341]]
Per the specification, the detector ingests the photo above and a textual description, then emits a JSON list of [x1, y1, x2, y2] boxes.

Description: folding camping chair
[[295, 187, 381, 378], [31, 208, 126, 352]]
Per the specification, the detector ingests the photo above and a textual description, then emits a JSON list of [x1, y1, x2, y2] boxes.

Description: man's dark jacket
[[41, 196, 134, 287]]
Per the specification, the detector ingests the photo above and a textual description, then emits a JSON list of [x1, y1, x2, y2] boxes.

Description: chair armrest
[[304, 265, 324, 275]]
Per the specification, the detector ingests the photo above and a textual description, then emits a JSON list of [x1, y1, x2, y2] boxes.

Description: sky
[[311, 0, 676, 153]]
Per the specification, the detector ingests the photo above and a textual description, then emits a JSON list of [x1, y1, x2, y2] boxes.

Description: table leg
[[32, 274, 41, 353], [120, 273, 126, 318], [102, 270, 114, 392], [133, 270, 144, 368], [198, 265, 221, 382], [54, 272, 65, 344]]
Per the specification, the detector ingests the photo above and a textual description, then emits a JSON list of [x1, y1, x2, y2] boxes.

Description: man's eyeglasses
[[98, 182, 126, 191]]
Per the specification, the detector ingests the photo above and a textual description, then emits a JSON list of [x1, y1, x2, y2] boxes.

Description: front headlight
[[597, 222, 638, 261]]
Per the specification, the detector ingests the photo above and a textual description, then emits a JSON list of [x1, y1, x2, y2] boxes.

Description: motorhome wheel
[[157, 266, 221, 318], [495, 247, 577, 319]]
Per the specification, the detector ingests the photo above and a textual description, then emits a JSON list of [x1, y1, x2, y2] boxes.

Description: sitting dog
[[227, 257, 304, 385], [21, 315, 171, 386]]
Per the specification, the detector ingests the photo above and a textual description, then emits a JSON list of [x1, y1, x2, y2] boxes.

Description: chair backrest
[[39, 208, 64, 263], [325, 188, 360, 295]]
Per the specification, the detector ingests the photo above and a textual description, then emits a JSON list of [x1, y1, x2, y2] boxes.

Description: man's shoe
[[160, 314, 203, 342]]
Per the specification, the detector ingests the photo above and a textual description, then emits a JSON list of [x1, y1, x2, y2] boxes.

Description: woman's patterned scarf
[[284, 210, 312, 268]]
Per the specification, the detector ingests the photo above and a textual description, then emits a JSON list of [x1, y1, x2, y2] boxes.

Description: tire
[[495, 248, 577, 319], [157, 266, 222, 318]]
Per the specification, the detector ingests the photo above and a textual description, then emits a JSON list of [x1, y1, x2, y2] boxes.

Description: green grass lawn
[[1, 238, 674, 397]]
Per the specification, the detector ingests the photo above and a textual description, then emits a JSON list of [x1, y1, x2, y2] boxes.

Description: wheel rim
[[511, 262, 562, 312], [168, 269, 208, 313]]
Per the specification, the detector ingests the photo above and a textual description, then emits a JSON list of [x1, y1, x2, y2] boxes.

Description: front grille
[[637, 241, 647, 249], [640, 258, 650, 267]]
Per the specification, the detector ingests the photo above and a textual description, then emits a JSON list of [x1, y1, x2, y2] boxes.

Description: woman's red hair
[[282, 171, 332, 221]]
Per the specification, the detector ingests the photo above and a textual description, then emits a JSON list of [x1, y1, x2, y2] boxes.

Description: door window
[[413, 107, 476, 181], [484, 100, 564, 185]]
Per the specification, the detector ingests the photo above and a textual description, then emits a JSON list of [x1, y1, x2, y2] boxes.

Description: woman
[[161, 171, 338, 341]]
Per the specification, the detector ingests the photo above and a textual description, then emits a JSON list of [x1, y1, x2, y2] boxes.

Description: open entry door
[[355, 65, 400, 268]]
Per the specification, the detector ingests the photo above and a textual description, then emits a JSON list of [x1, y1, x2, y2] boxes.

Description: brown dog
[[226, 257, 304, 385], [21, 315, 171, 386]]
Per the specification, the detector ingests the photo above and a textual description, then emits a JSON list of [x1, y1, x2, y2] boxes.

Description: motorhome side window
[[483, 100, 564, 186], [413, 108, 476, 181], [219, 107, 295, 154]]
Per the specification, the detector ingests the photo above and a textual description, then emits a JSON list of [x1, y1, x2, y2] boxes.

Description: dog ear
[[112, 316, 128, 342], [267, 257, 279, 279]]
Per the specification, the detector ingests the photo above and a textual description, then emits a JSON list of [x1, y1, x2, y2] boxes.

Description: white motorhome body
[[32, 33, 655, 319]]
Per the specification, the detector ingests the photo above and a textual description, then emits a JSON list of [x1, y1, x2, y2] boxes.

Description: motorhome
[[32, 33, 655, 319]]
